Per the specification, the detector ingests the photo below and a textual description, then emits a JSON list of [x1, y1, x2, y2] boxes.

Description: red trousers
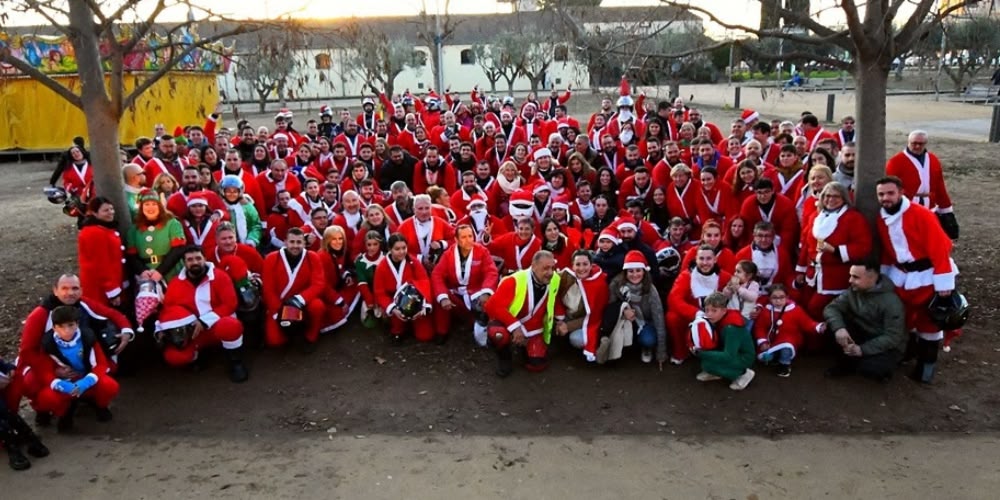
[[265, 299, 326, 346], [432, 294, 479, 336], [163, 317, 244, 366], [389, 314, 435, 342], [898, 285, 941, 339], [322, 287, 360, 334], [36, 376, 119, 416], [666, 310, 695, 362]]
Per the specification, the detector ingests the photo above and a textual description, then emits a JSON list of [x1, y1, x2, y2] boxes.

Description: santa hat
[[358, 142, 374, 150], [273, 133, 289, 141], [622, 250, 649, 271], [741, 109, 759, 124], [530, 180, 551, 195], [523, 101, 537, 110], [556, 119, 570, 129], [319, 105, 333, 117], [275, 108, 292, 121], [598, 228, 620, 245], [156, 305, 197, 332], [500, 111, 513, 119], [187, 193, 209, 207], [613, 217, 637, 232], [533, 148, 553, 161], [172, 126, 185, 138], [466, 193, 488, 209], [509, 188, 534, 206], [617, 77, 634, 108], [551, 193, 571, 211]]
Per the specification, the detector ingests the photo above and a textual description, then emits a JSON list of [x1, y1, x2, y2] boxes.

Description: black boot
[[56, 401, 78, 433], [7, 414, 49, 458], [910, 338, 940, 384], [495, 348, 513, 378], [1, 426, 30, 471], [225, 348, 249, 383]]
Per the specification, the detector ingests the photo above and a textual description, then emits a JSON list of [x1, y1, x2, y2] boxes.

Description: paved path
[[5, 433, 1000, 499]]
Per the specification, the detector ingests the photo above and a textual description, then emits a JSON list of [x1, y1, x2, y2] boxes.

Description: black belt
[[898, 258, 932, 272]]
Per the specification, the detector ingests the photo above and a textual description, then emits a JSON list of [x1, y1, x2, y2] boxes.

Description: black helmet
[[237, 279, 261, 312], [279, 295, 307, 331], [159, 324, 193, 349], [656, 246, 681, 275], [393, 283, 425, 319], [97, 324, 121, 353], [62, 196, 85, 218], [928, 292, 970, 331], [45, 186, 68, 204]]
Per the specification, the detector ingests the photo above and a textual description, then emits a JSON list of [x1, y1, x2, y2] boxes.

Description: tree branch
[[895, 0, 974, 52], [0, 48, 83, 108], [20, 0, 71, 35], [840, 0, 871, 54]]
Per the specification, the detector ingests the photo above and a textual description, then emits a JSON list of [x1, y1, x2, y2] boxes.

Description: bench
[[785, 77, 825, 92], [960, 85, 999, 104]]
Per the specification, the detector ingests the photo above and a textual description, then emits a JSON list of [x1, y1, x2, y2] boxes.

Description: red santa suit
[[796, 206, 872, 318], [696, 181, 737, 226], [884, 150, 954, 214], [397, 215, 455, 262], [617, 175, 654, 209], [666, 179, 702, 237], [802, 126, 834, 152], [333, 132, 374, 160], [262, 248, 327, 346], [182, 217, 219, 256], [304, 154, 349, 182], [753, 301, 822, 361], [155, 263, 245, 367], [456, 196, 508, 245], [211, 243, 265, 276], [484, 268, 567, 370], [764, 167, 806, 199], [569, 265, 609, 360], [682, 245, 736, 277], [430, 123, 471, 151], [666, 266, 732, 363], [739, 193, 800, 256], [488, 231, 541, 273], [331, 209, 365, 250], [734, 243, 794, 292], [59, 160, 94, 199], [256, 171, 303, 214], [132, 155, 169, 188], [33, 329, 119, 418], [877, 197, 958, 339], [373, 255, 435, 341], [166, 189, 228, 222], [412, 160, 458, 195], [317, 249, 360, 333], [431, 244, 499, 338], [77, 222, 126, 306], [450, 187, 487, 219], [10, 299, 131, 411]]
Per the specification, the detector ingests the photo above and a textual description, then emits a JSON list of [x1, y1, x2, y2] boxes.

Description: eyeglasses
[[910, 141, 927, 146]]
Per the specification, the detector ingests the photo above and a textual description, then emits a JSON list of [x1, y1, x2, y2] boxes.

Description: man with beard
[[430, 111, 470, 151], [587, 96, 615, 132], [153, 134, 184, 182], [385, 181, 415, 226], [834, 115, 855, 147], [333, 120, 372, 161], [378, 146, 417, 191], [613, 214, 661, 273], [834, 142, 856, 192], [473, 160, 496, 192], [618, 166, 654, 209], [11, 275, 133, 425], [413, 145, 458, 195], [875, 177, 959, 383], [518, 102, 550, 142], [687, 108, 723, 144], [739, 179, 799, 257], [652, 140, 683, 189], [572, 135, 601, 167], [155, 246, 249, 382], [398, 195, 455, 268], [449, 142, 477, 175], [167, 166, 228, 221], [751, 122, 781, 166], [457, 194, 506, 245], [451, 171, 486, 219], [356, 97, 379, 133], [614, 144, 645, 183], [432, 225, 499, 346], [498, 110, 527, 147], [884, 130, 957, 238], [485, 251, 565, 377], [694, 141, 735, 182], [644, 137, 664, 166], [262, 229, 327, 352], [332, 190, 365, 246]]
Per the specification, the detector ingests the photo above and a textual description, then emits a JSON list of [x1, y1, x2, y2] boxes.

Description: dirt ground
[[1, 98, 998, 493]]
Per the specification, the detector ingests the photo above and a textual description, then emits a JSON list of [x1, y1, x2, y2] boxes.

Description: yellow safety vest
[[506, 270, 561, 344]]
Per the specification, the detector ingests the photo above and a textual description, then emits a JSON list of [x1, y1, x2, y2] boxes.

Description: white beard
[[620, 129, 634, 144], [470, 209, 488, 228], [509, 203, 533, 220], [618, 110, 634, 122]]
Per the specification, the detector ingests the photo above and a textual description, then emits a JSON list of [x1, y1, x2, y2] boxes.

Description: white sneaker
[[696, 371, 722, 382], [641, 348, 653, 363], [729, 369, 756, 391], [669, 357, 685, 365]]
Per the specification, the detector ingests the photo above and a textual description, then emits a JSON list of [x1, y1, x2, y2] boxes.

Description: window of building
[[460, 48, 476, 65], [554, 45, 569, 62], [315, 53, 332, 70]]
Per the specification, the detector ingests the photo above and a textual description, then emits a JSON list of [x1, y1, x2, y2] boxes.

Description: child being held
[[726, 260, 761, 327], [752, 284, 826, 378]]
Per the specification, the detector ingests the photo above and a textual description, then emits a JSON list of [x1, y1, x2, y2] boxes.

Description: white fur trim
[[221, 336, 244, 349], [156, 314, 197, 331]]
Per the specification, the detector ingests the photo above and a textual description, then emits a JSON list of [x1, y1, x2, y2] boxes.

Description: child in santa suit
[[689, 292, 757, 391], [373, 234, 436, 343], [753, 285, 825, 378], [431, 226, 499, 346], [261, 229, 327, 352], [666, 244, 733, 364]]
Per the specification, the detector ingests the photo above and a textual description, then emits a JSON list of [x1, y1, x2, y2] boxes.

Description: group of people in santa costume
[[9, 80, 966, 451]]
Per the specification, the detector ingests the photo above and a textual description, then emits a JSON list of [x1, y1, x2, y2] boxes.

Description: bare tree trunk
[[68, 2, 127, 232], [669, 76, 681, 100], [258, 90, 267, 113], [529, 76, 541, 93], [853, 58, 890, 230], [506, 78, 515, 93], [489, 80, 498, 92]]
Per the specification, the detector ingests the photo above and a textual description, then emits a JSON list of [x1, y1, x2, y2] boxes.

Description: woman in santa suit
[[49, 142, 93, 202], [318, 226, 360, 334], [666, 244, 733, 364], [427, 186, 458, 223], [696, 167, 737, 228], [181, 194, 220, 256], [539, 218, 578, 270], [431, 225, 500, 345], [680, 220, 736, 273], [248, 145, 272, 177], [510, 143, 532, 180], [352, 204, 397, 257], [763, 144, 806, 200], [731, 161, 761, 207], [795, 181, 872, 319], [666, 163, 702, 240], [77, 197, 126, 307], [373, 234, 436, 343], [486, 161, 524, 218], [795, 165, 832, 225], [488, 217, 542, 275]]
